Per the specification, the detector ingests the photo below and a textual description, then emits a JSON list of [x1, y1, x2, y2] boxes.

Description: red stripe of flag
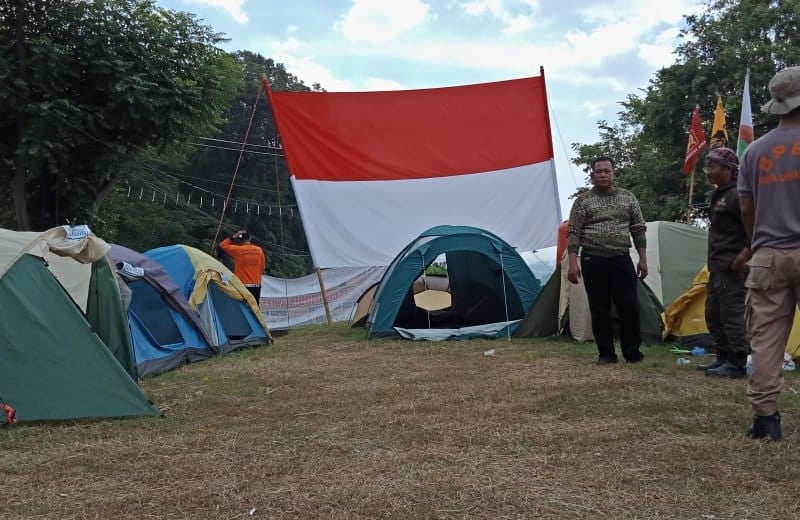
[[268, 77, 553, 181]]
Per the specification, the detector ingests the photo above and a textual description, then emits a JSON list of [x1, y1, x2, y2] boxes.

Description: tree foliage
[[571, 0, 800, 222], [108, 52, 317, 277], [0, 0, 240, 230]]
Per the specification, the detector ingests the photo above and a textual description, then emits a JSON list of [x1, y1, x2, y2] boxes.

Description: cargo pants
[[705, 270, 749, 367], [746, 247, 800, 416]]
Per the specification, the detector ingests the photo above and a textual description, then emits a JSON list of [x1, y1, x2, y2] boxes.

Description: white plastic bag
[[784, 352, 796, 372], [746, 353, 797, 373]]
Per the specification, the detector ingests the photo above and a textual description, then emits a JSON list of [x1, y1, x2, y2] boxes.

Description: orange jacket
[[218, 238, 266, 286]]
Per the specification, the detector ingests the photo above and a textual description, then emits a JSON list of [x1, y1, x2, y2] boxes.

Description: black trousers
[[705, 270, 749, 367], [581, 253, 642, 361], [246, 286, 261, 303]]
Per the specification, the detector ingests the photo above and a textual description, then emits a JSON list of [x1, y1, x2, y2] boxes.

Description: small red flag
[[683, 105, 707, 174]]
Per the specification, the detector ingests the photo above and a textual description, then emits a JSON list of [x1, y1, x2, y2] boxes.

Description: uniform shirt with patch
[[707, 183, 748, 272]]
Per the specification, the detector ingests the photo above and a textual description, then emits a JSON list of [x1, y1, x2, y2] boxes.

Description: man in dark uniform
[[699, 147, 750, 378]]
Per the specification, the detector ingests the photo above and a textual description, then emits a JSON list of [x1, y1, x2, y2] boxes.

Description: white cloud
[[334, 0, 433, 45], [638, 27, 681, 68], [265, 37, 354, 91], [459, 0, 540, 36], [363, 77, 405, 90], [576, 101, 608, 119], [185, 0, 248, 23]]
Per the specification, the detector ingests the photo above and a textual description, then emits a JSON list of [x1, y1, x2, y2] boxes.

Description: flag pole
[[683, 104, 707, 223], [686, 164, 696, 222], [315, 267, 333, 325]]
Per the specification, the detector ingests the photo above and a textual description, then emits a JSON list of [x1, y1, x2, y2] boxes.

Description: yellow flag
[[710, 95, 727, 148]]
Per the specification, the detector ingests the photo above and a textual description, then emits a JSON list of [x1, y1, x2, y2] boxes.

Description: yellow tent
[[663, 265, 800, 358]]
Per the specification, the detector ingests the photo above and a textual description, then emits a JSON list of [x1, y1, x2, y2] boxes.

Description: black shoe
[[697, 359, 725, 372], [625, 352, 644, 363], [597, 356, 618, 365], [747, 412, 781, 441], [705, 362, 747, 379]]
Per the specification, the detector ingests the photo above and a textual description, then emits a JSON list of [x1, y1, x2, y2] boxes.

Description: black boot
[[597, 355, 618, 365], [705, 362, 746, 379], [747, 412, 781, 441], [697, 359, 725, 372]]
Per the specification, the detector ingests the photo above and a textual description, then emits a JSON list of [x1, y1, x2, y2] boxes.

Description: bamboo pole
[[686, 165, 696, 223], [315, 267, 333, 325]]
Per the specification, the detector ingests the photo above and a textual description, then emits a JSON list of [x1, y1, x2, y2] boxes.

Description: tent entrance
[[365, 226, 542, 339]]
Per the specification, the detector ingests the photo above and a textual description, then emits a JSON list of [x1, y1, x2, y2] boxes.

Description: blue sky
[[157, 0, 705, 262]]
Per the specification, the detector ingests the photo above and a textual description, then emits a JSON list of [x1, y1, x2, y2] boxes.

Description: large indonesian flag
[[266, 76, 562, 268]]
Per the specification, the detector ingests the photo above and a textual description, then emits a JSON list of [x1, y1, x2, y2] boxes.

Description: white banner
[[260, 266, 386, 330]]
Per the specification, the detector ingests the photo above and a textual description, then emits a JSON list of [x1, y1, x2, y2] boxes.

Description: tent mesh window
[[128, 280, 184, 346]]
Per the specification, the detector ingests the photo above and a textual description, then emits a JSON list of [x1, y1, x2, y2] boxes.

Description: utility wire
[[189, 142, 285, 157], [128, 177, 310, 257], [198, 136, 283, 150]]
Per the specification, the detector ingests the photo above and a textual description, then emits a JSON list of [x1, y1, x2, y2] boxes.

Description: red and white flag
[[737, 68, 754, 158], [266, 76, 562, 268]]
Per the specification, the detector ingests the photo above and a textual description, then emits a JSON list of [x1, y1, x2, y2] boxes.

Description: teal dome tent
[[366, 226, 541, 340]]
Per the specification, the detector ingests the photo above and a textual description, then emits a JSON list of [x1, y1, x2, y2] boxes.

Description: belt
[[243, 283, 261, 288]]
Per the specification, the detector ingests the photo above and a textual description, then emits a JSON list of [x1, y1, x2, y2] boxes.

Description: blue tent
[[109, 244, 216, 378], [144, 245, 271, 353], [366, 225, 541, 340]]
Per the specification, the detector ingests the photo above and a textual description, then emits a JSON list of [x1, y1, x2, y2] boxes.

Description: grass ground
[[2, 324, 799, 519]]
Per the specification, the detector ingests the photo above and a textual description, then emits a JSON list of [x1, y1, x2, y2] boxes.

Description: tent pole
[[500, 253, 511, 341], [421, 252, 431, 329], [315, 267, 333, 325]]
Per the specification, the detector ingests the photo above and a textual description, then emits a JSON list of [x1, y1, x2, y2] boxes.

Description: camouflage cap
[[762, 66, 800, 115]]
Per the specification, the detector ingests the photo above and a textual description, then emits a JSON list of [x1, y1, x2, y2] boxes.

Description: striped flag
[[737, 68, 754, 158], [265, 76, 562, 268], [710, 95, 728, 148]]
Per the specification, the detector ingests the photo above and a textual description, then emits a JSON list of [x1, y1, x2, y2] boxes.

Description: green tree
[[112, 52, 317, 277], [0, 0, 240, 230], [571, 0, 800, 221]]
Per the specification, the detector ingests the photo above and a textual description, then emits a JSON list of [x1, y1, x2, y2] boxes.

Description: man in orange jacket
[[218, 230, 266, 302]]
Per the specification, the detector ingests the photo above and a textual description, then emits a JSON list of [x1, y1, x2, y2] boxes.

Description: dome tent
[[109, 244, 216, 378], [0, 226, 159, 423], [144, 244, 271, 352], [365, 225, 541, 340], [515, 220, 708, 343]]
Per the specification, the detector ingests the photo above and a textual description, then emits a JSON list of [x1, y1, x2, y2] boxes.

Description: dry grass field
[[2, 324, 799, 519]]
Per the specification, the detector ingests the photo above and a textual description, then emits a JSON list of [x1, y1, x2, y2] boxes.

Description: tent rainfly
[[144, 244, 272, 352], [515, 221, 708, 343], [364, 225, 542, 340], [0, 226, 160, 423], [110, 244, 216, 378]]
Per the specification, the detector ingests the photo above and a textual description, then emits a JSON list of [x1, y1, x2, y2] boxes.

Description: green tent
[[515, 221, 707, 343], [366, 225, 541, 339], [0, 227, 160, 423]]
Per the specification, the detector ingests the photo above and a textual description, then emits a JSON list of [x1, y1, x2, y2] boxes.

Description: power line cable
[[198, 136, 283, 150], [189, 142, 285, 157]]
